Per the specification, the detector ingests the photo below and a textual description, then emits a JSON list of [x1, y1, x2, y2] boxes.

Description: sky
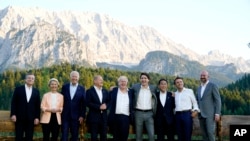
[[1, 0, 250, 59]]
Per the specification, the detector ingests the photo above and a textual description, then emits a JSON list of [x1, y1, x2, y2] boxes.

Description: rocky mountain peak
[[0, 6, 249, 74]]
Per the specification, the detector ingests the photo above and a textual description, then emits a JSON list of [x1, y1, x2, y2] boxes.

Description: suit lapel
[[113, 88, 118, 106], [26, 87, 35, 103], [164, 93, 169, 108], [93, 87, 101, 104], [22, 86, 28, 103], [101, 89, 106, 104], [72, 85, 79, 100], [134, 84, 141, 102], [198, 86, 202, 100], [128, 89, 132, 103], [202, 82, 211, 98], [66, 84, 71, 100], [157, 92, 165, 108]]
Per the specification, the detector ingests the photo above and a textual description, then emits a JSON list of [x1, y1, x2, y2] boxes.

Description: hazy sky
[[1, 0, 250, 59]]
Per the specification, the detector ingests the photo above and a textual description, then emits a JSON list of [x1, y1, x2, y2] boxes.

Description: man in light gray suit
[[197, 70, 221, 141], [131, 72, 157, 141]]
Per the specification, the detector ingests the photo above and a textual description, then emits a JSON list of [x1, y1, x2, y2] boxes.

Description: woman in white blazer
[[40, 78, 64, 141]]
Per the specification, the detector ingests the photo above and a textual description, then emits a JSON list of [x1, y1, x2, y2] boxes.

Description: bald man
[[197, 70, 221, 141]]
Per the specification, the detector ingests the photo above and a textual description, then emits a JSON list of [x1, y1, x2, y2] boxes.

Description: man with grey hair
[[108, 76, 134, 141], [61, 71, 86, 141]]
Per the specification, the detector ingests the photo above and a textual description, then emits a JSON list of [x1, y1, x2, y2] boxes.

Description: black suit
[[86, 86, 109, 141], [155, 91, 175, 141], [108, 87, 134, 141], [10, 85, 40, 141]]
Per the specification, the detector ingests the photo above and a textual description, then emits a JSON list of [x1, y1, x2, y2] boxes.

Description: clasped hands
[[45, 108, 61, 113], [100, 103, 107, 111]]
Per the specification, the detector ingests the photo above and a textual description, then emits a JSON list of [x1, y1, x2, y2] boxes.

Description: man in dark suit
[[197, 70, 221, 141], [61, 71, 86, 141], [155, 78, 175, 141], [10, 73, 41, 141], [108, 76, 134, 141], [86, 75, 109, 141], [131, 72, 157, 141]]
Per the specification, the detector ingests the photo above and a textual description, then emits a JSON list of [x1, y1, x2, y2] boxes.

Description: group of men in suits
[[156, 71, 221, 141], [155, 71, 221, 141], [10, 70, 221, 141]]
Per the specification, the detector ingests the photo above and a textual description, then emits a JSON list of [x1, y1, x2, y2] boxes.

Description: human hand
[[10, 115, 16, 122], [51, 108, 57, 113], [79, 117, 84, 124], [100, 103, 107, 110], [171, 92, 175, 97], [215, 114, 220, 122], [51, 108, 60, 113], [191, 111, 198, 118], [34, 118, 39, 125]]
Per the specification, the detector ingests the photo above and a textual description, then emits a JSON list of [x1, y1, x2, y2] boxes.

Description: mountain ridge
[[0, 6, 249, 83], [97, 50, 242, 87]]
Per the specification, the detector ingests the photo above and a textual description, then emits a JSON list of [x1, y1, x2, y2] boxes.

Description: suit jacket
[[155, 91, 175, 124], [197, 82, 221, 118], [86, 86, 109, 124], [40, 92, 64, 124], [61, 83, 86, 121], [131, 83, 157, 115], [10, 85, 41, 121], [108, 87, 134, 126]]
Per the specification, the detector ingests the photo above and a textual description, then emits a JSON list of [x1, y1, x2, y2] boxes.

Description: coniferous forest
[[0, 63, 249, 115]]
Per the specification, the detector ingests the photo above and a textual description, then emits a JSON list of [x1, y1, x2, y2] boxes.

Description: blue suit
[[86, 86, 109, 141], [61, 83, 86, 141], [155, 91, 175, 141], [108, 87, 134, 141]]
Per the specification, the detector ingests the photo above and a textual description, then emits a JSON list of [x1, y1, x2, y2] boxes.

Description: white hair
[[70, 71, 80, 79], [117, 76, 128, 83]]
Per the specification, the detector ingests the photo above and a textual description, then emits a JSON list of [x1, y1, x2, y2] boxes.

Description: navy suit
[[61, 83, 86, 141], [155, 91, 175, 141], [86, 86, 109, 141], [108, 87, 134, 141], [10, 85, 40, 141]]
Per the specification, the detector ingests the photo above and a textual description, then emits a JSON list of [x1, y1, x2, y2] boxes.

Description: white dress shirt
[[115, 88, 129, 116], [25, 84, 32, 102], [160, 91, 167, 107], [94, 86, 103, 103], [175, 88, 199, 112], [136, 86, 152, 110], [70, 83, 78, 99], [201, 80, 209, 98]]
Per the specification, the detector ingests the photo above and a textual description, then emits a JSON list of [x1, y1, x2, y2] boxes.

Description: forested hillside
[[0, 63, 249, 115], [221, 74, 250, 115]]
